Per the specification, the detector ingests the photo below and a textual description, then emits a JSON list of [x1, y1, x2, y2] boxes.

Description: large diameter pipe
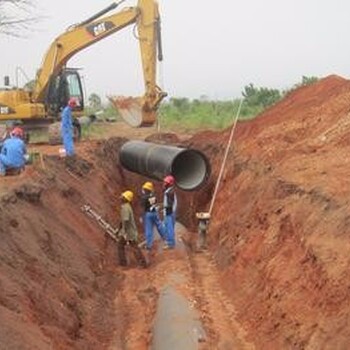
[[119, 141, 210, 191]]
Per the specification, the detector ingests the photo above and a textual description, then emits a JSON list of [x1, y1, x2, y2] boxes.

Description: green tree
[[88, 93, 102, 110], [170, 97, 190, 112], [242, 83, 281, 108], [293, 75, 319, 89], [284, 75, 319, 95]]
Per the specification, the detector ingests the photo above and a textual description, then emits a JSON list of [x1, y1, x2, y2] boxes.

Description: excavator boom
[[0, 0, 166, 127]]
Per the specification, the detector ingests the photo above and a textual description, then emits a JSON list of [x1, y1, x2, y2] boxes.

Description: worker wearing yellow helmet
[[117, 189, 147, 268], [142, 181, 154, 192], [141, 181, 166, 251], [122, 190, 134, 203]]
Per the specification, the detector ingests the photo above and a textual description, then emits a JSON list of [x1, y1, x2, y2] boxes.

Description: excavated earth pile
[[181, 75, 350, 349], [1, 74, 350, 349], [0, 148, 130, 349]]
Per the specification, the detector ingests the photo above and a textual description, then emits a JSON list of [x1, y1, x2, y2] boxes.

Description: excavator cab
[[46, 68, 84, 117], [45, 68, 84, 144]]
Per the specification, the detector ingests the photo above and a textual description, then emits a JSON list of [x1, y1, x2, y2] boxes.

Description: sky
[[0, 0, 349, 101]]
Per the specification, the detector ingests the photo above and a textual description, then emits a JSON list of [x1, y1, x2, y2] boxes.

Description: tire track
[[188, 250, 255, 350]]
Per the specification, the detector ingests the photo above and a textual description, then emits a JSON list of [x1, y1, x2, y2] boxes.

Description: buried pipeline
[[119, 141, 210, 191]]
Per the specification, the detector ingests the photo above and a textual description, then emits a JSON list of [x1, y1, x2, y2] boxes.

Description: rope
[[208, 99, 243, 215]]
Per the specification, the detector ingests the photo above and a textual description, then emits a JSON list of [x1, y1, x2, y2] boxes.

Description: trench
[[3, 125, 348, 350], [0, 138, 254, 350]]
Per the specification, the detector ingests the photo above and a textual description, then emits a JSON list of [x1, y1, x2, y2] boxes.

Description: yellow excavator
[[0, 0, 167, 140]]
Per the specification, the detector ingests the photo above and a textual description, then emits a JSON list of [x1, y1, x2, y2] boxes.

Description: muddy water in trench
[[109, 223, 254, 350]]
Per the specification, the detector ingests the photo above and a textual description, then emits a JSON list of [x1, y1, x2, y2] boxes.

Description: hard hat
[[11, 126, 24, 138], [68, 97, 77, 108], [142, 181, 154, 192], [122, 190, 134, 202], [163, 175, 175, 186]]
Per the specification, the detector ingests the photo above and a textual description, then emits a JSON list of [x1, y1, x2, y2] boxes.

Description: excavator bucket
[[108, 96, 156, 127]]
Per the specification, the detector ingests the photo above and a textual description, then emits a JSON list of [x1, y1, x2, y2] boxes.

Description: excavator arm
[[32, 0, 166, 126]]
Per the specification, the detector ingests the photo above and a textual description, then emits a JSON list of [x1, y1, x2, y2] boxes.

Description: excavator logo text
[[0, 104, 14, 114], [86, 21, 116, 37]]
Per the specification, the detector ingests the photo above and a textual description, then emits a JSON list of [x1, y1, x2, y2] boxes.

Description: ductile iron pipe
[[119, 141, 210, 191]]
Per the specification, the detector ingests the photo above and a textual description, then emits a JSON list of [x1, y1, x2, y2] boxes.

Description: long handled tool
[[81, 204, 147, 248], [81, 204, 120, 242]]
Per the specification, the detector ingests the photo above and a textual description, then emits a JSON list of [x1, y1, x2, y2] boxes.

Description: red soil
[[183, 74, 350, 349]]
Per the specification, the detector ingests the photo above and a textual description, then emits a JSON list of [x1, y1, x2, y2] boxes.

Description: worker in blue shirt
[[141, 181, 166, 250], [0, 127, 26, 176], [61, 98, 77, 156]]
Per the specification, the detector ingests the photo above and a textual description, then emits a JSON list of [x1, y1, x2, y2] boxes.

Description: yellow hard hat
[[122, 190, 134, 202], [142, 181, 154, 192]]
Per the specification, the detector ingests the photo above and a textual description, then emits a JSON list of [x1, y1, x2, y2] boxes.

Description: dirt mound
[[181, 75, 350, 349], [0, 150, 130, 349], [144, 132, 180, 145]]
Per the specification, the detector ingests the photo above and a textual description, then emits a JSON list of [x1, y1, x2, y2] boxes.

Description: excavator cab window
[[66, 72, 84, 110], [46, 69, 84, 118]]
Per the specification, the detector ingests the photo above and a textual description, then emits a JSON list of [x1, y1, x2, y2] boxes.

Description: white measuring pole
[[208, 99, 243, 215]]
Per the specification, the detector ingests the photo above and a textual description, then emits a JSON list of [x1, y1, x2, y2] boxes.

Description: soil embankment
[[182, 75, 350, 349], [0, 148, 129, 349]]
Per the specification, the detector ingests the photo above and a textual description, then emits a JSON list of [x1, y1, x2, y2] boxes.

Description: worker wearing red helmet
[[162, 175, 177, 249], [0, 126, 26, 176], [61, 97, 77, 156]]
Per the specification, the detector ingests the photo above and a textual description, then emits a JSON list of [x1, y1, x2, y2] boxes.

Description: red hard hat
[[68, 97, 77, 108], [11, 127, 24, 138], [163, 175, 175, 186]]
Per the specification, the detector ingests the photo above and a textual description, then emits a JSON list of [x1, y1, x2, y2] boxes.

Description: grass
[[158, 100, 263, 132]]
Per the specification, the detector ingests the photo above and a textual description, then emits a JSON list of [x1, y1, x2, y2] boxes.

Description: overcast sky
[[0, 0, 349, 101]]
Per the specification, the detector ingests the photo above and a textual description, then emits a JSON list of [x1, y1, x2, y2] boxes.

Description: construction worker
[[196, 212, 210, 251], [117, 190, 147, 268], [0, 127, 26, 176], [61, 97, 77, 156], [141, 181, 166, 250], [162, 175, 177, 249]]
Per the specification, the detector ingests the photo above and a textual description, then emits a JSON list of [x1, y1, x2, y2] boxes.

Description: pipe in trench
[[119, 141, 210, 191]]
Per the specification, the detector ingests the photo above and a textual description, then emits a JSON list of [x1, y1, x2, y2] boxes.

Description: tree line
[[85, 75, 319, 130]]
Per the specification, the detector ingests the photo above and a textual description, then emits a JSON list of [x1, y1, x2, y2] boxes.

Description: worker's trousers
[[62, 129, 74, 156], [144, 211, 166, 249], [164, 213, 176, 248], [0, 154, 9, 174], [117, 237, 147, 268], [0, 154, 23, 175], [197, 229, 208, 250]]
